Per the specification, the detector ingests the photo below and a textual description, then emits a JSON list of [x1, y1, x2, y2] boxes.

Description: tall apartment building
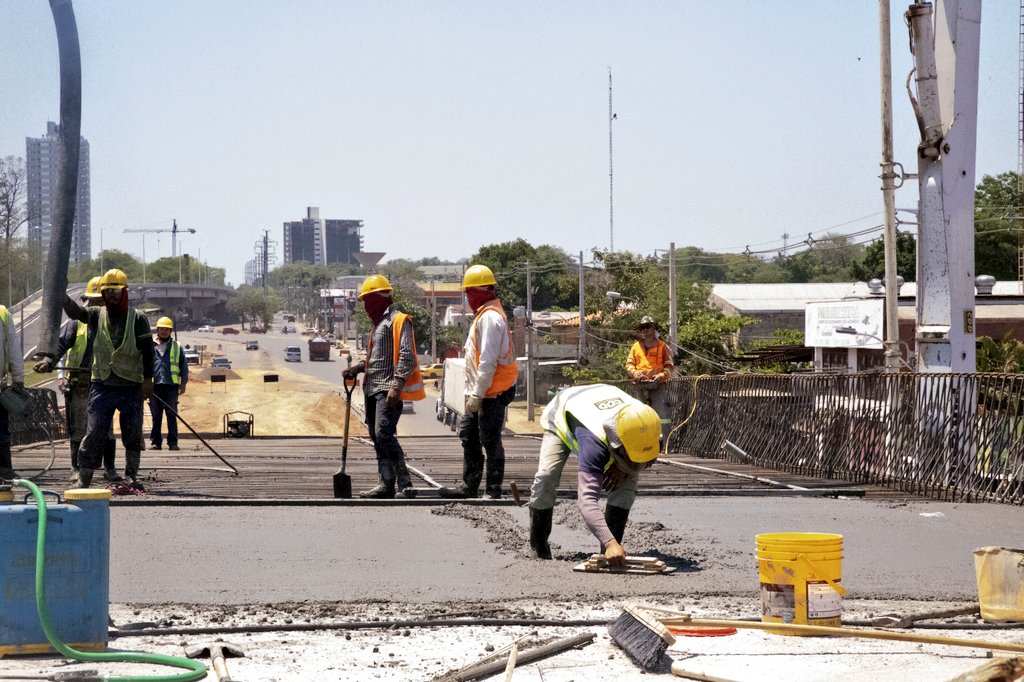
[[283, 207, 363, 266], [26, 121, 91, 264]]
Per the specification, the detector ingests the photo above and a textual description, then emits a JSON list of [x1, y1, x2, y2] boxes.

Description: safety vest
[[92, 307, 145, 384], [367, 312, 426, 400], [541, 384, 643, 453], [0, 305, 8, 329], [156, 340, 183, 385], [469, 302, 519, 397], [66, 321, 90, 383]]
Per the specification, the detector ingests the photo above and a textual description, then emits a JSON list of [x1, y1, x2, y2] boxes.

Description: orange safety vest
[[393, 312, 425, 400], [471, 302, 519, 398]]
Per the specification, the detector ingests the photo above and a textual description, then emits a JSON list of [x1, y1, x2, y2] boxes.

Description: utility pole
[[668, 242, 677, 353], [907, 0, 981, 373], [526, 261, 535, 422], [430, 278, 437, 360], [578, 251, 586, 360], [608, 67, 615, 252], [879, 0, 902, 373], [262, 230, 270, 294]]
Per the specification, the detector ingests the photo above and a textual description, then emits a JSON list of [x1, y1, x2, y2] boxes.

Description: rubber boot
[[359, 481, 396, 499], [77, 468, 94, 488], [601, 505, 630, 554], [0, 444, 17, 480], [529, 507, 553, 560]]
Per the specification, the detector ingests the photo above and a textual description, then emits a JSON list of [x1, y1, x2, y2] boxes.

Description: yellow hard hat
[[358, 274, 393, 299], [99, 268, 128, 290], [614, 403, 661, 464], [83, 276, 103, 299], [156, 316, 174, 329], [462, 264, 497, 290]]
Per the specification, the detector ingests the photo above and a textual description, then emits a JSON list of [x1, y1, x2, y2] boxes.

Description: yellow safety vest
[[66, 321, 89, 385], [92, 307, 144, 384], [470, 302, 519, 397], [159, 340, 183, 385]]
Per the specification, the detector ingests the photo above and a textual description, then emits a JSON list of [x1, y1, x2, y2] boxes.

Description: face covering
[[466, 287, 494, 313], [362, 294, 391, 323]]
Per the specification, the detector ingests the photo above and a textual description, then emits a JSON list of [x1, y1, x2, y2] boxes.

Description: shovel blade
[[333, 471, 352, 498]]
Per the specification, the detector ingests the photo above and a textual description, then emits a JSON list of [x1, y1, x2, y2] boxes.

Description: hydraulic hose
[[12, 479, 208, 682]]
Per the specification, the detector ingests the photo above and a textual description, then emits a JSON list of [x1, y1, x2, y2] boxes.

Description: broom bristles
[[608, 605, 676, 672]]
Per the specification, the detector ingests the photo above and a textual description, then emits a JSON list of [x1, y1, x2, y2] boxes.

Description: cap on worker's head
[[83, 276, 103, 300], [462, 264, 497, 290], [635, 315, 657, 330], [156, 316, 174, 329], [607, 403, 661, 464], [99, 268, 129, 291], [358, 274, 393, 299]]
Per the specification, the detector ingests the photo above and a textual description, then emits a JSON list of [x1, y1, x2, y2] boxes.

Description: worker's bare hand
[[58, 378, 68, 393], [386, 387, 402, 410], [33, 357, 55, 374], [342, 364, 363, 380], [141, 378, 153, 400], [604, 539, 627, 567], [602, 463, 627, 491], [178, 384, 187, 396]]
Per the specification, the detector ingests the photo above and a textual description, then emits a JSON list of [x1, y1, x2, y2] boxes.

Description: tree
[[0, 156, 27, 304], [977, 331, 1024, 373], [268, 263, 337, 322], [850, 231, 917, 282], [469, 239, 578, 311], [974, 171, 1023, 281], [227, 286, 284, 327]]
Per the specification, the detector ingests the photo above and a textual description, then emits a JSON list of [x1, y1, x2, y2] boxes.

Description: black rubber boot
[[77, 468, 94, 488], [359, 482, 396, 499], [605, 505, 630, 544], [438, 484, 477, 499], [529, 507, 553, 560], [0, 444, 16, 480]]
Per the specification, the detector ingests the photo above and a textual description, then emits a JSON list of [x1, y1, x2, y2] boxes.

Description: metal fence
[[651, 373, 1024, 505], [9, 388, 67, 447]]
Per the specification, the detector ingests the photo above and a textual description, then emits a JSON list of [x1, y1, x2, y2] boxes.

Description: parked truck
[[308, 337, 332, 361], [435, 358, 465, 431]]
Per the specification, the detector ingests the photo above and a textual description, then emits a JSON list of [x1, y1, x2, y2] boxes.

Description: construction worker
[[0, 302, 24, 480], [149, 316, 188, 451], [626, 315, 674, 438], [61, 268, 154, 489], [34, 277, 120, 481], [341, 274, 423, 499], [527, 384, 661, 567], [439, 264, 518, 499]]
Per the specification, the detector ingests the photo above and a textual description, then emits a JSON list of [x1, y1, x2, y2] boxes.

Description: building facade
[[26, 121, 91, 264], [283, 207, 364, 266], [323, 219, 363, 265]]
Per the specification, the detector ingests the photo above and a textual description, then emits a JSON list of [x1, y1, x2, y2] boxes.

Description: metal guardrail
[[656, 373, 1024, 505]]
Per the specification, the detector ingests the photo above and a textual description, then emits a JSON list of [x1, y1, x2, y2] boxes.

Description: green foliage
[[469, 239, 577, 311], [268, 262, 338, 323], [974, 172, 1023, 281], [976, 332, 1024, 373], [850, 231, 917, 282], [227, 286, 284, 327]]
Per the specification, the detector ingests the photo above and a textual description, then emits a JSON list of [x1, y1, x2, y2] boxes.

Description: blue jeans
[[364, 392, 411, 488], [149, 384, 179, 446], [80, 383, 144, 478]]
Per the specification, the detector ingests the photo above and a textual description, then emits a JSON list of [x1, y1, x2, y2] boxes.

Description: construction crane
[[123, 219, 196, 257]]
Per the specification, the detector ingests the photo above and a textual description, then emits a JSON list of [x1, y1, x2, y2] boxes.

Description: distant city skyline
[[1, 3, 1019, 285], [25, 121, 91, 265]]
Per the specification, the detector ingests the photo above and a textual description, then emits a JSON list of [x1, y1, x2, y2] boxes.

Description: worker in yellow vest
[[439, 264, 518, 499], [35, 277, 119, 481], [0, 302, 24, 480], [149, 317, 188, 451], [528, 384, 661, 565], [60, 269, 154, 489], [342, 274, 423, 499]]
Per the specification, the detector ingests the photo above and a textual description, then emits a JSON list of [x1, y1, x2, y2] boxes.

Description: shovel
[[333, 377, 357, 498]]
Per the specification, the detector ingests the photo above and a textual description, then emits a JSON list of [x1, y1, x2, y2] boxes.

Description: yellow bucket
[[756, 532, 845, 635], [974, 546, 1024, 623]]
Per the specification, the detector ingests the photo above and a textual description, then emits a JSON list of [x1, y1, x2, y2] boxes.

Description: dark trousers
[[0, 400, 9, 448], [364, 392, 412, 489], [66, 384, 116, 470], [149, 384, 179, 446], [457, 395, 507, 495], [80, 383, 144, 479]]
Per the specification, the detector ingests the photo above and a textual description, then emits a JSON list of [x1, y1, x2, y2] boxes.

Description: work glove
[[33, 357, 55, 374], [465, 395, 483, 414], [58, 378, 68, 393]]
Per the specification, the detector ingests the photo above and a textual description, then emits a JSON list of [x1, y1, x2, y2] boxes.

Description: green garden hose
[[12, 479, 207, 682]]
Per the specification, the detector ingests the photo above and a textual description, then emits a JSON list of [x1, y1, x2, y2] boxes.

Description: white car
[[284, 346, 301, 362], [197, 325, 214, 333]]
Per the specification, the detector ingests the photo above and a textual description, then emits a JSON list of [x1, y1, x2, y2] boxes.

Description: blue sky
[[0, 1, 1018, 285]]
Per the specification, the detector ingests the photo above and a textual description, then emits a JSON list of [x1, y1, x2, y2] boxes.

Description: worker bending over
[[528, 384, 661, 566]]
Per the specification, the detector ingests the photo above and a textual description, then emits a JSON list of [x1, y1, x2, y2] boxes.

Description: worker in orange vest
[[342, 274, 424, 499], [626, 315, 674, 439], [439, 264, 518, 499]]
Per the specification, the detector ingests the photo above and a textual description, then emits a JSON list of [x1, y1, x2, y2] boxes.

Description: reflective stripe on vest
[[470, 302, 519, 398], [66, 322, 89, 378], [92, 307, 144, 384], [392, 312, 425, 400], [540, 384, 642, 453], [0, 305, 8, 329], [160, 340, 182, 385]]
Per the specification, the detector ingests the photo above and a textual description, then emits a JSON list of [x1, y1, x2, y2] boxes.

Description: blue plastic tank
[[0, 486, 110, 656]]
